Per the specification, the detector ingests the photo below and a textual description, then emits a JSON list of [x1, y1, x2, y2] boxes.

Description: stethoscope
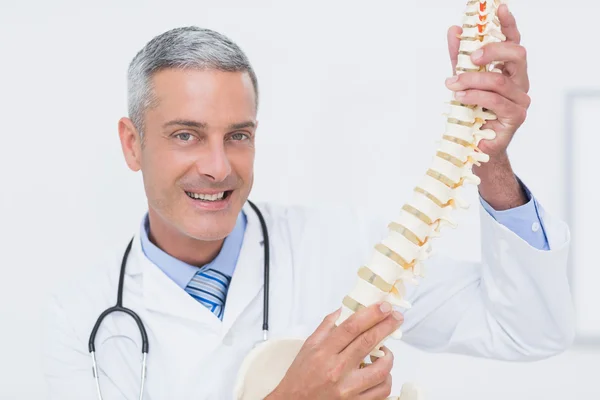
[[87, 200, 270, 400]]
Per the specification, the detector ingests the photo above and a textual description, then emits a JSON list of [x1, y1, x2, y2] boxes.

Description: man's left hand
[[445, 3, 529, 158], [444, 3, 529, 210]]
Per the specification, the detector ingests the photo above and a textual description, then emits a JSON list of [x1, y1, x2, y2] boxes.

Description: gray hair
[[126, 26, 259, 137]]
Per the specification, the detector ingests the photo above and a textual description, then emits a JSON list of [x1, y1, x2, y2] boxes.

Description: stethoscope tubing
[[88, 200, 269, 399]]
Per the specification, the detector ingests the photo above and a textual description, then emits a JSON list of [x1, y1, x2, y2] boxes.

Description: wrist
[[474, 153, 528, 210]]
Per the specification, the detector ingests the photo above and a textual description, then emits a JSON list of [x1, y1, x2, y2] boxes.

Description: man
[[42, 4, 574, 399]]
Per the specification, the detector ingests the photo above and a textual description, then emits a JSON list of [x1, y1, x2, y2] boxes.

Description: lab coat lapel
[[133, 235, 222, 330], [221, 202, 266, 335]]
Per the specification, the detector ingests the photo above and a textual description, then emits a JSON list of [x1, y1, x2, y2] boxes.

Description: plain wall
[[1, 0, 598, 398]]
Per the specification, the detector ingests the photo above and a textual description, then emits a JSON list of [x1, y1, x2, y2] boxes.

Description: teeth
[[186, 191, 225, 201]]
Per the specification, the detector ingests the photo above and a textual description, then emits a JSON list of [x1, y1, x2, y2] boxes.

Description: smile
[[185, 190, 232, 202]]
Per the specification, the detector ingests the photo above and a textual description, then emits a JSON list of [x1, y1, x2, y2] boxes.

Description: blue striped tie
[[184, 268, 231, 319]]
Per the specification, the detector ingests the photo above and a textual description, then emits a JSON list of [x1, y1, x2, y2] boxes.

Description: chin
[[182, 208, 240, 241]]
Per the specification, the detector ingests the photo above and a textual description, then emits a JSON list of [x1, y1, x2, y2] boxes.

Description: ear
[[118, 117, 142, 172]]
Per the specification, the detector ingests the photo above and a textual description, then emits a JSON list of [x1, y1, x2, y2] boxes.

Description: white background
[[570, 96, 600, 340], [1, 0, 599, 398]]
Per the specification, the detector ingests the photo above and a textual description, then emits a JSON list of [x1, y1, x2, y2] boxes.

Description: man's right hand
[[266, 301, 404, 399]]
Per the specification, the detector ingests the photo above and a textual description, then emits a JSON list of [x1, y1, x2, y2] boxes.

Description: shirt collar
[[139, 210, 247, 289]]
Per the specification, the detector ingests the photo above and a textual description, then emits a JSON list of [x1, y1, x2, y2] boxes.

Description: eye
[[174, 132, 193, 141], [229, 132, 249, 141]]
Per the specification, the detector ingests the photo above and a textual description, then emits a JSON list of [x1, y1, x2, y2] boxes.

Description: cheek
[[142, 147, 191, 195], [229, 148, 255, 179]]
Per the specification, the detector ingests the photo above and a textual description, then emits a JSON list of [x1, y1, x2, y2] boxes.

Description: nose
[[196, 140, 232, 182]]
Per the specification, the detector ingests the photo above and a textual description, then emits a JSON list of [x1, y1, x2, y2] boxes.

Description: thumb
[[447, 25, 462, 75]]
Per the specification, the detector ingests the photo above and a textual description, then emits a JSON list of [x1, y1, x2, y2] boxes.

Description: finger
[[453, 89, 527, 123], [357, 374, 393, 400], [498, 3, 520, 44], [469, 41, 527, 70], [470, 41, 529, 92], [445, 71, 530, 108], [325, 302, 395, 354], [304, 307, 341, 348], [447, 25, 462, 75], [370, 345, 393, 364], [341, 347, 394, 398], [340, 310, 403, 367]]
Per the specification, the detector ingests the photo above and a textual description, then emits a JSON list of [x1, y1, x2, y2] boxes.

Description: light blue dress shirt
[[140, 211, 247, 289], [141, 181, 549, 290], [479, 177, 550, 251]]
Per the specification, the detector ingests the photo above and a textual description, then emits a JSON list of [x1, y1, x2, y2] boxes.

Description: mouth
[[184, 190, 233, 202]]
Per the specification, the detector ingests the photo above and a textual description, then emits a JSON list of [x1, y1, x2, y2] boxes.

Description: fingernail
[[392, 311, 404, 321], [379, 301, 391, 313], [471, 49, 483, 60], [445, 75, 458, 85], [455, 91, 466, 98]]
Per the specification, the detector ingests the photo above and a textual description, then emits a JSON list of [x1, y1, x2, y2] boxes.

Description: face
[[119, 68, 257, 242]]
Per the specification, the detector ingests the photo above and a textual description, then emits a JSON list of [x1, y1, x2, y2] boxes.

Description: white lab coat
[[42, 200, 575, 399]]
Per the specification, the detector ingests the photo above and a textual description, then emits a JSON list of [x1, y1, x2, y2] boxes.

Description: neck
[[146, 209, 224, 266]]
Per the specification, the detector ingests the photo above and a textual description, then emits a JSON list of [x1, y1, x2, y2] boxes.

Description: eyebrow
[[163, 119, 255, 130], [228, 121, 256, 130], [163, 119, 207, 129]]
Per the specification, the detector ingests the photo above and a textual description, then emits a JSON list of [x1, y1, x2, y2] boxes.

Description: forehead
[[147, 68, 257, 126]]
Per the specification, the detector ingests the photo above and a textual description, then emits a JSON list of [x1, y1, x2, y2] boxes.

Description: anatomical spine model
[[233, 1, 506, 399]]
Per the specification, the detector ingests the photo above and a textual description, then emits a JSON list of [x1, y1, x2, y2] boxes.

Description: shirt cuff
[[479, 177, 550, 251]]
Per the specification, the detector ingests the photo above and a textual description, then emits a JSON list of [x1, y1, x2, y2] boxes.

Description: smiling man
[[122, 65, 258, 268], [43, 6, 574, 400]]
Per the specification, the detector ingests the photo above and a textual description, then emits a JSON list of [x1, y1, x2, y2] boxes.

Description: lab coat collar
[[126, 228, 222, 331], [124, 202, 266, 335]]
